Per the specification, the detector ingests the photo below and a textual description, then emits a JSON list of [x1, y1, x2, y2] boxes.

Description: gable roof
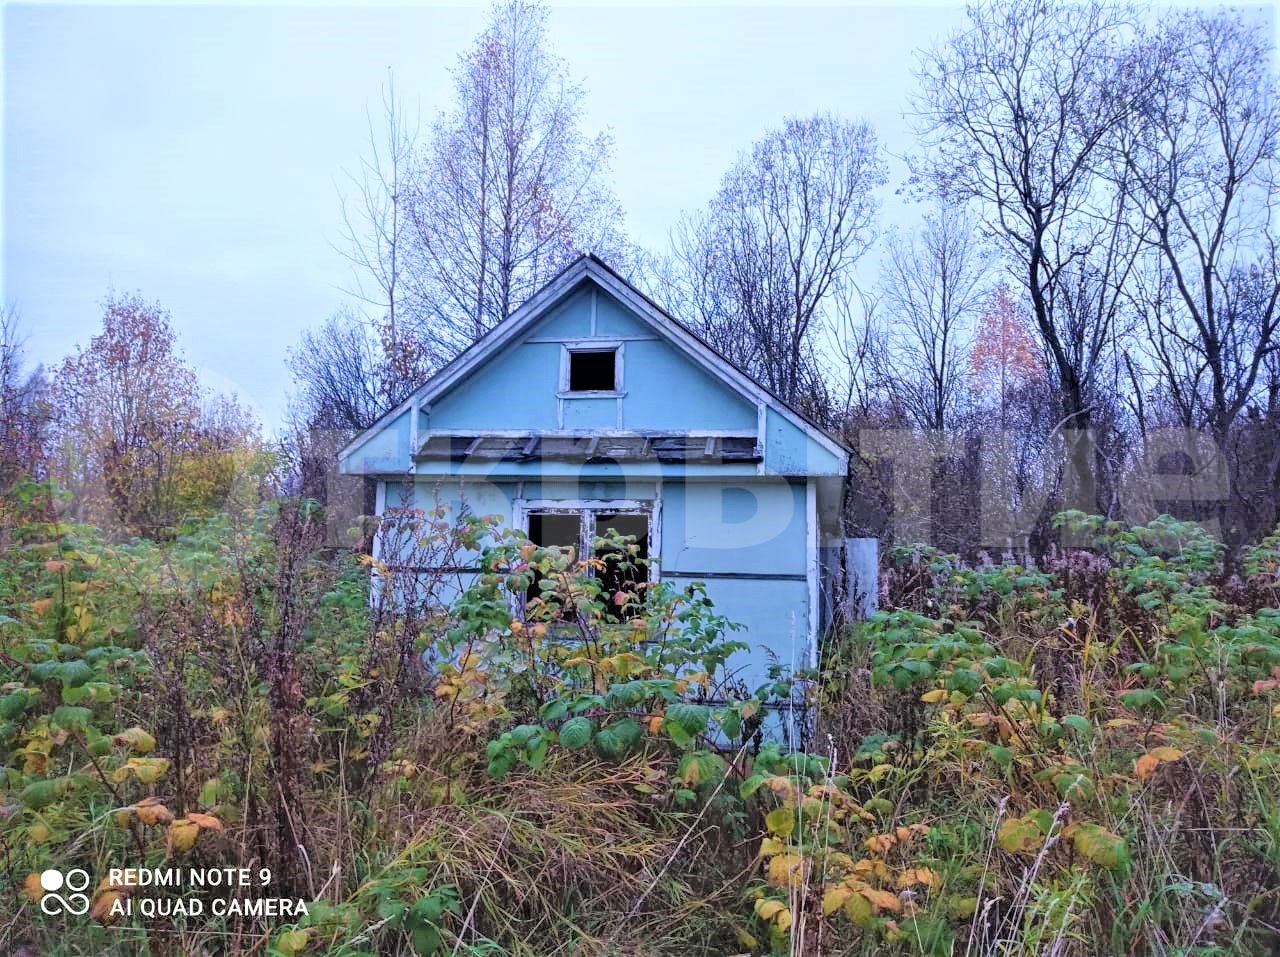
[[339, 254, 850, 464]]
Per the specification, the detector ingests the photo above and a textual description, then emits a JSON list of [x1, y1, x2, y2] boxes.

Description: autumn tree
[[406, 0, 625, 355], [0, 306, 50, 491], [51, 293, 259, 537], [652, 113, 885, 412], [969, 285, 1044, 412]]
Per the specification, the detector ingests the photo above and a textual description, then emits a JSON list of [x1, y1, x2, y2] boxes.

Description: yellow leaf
[[758, 837, 788, 857], [859, 887, 902, 913], [168, 819, 200, 853], [276, 928, 312, 955], [766, 853, 806, 888], [113, 727, 157, 754], [23, 872, 43, 902], [1149, 746, 1185, 762], [822, 885, 853, 915], [755, 898, 791, 931], [188, 812, 223, 831], [853, 857, 890, 881], [775, 907, 793, 933], [843, 890, 874, 925], [896, 867, 938, 890], [921, 689, 948, 704], [865, 833, 896, 856], [764, 775, 800, 803], [869, 763, 894, 782], [1135, 753, 1160, 781], [131, 797, 173, 827], [91, 890, 124, 923], [765, 807, 796, 838]]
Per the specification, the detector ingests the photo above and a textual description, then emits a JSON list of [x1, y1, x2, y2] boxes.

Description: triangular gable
[[339, 255, 850, 471]]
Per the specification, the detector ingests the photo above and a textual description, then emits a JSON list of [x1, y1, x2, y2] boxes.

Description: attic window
[[567, 348, 617, 392]]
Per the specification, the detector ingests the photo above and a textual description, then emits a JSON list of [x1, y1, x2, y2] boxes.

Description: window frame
[[514, 497, 659, 587], [558, 341, 625, 397]]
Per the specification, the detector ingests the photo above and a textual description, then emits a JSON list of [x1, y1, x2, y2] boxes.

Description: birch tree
[[407, 0, 624, 355]]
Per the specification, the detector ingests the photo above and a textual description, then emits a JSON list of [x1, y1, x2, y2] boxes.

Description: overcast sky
[[6, 0, 1270, 429]]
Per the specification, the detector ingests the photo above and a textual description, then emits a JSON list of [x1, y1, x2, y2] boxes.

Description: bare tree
[[1123, 12, 1280, 444], [287, 307, 399, 435], [875, 205, 989, 431], [406, 0, 624, 355], [653, 113, 885, 411], [1118, 11, 1280, 551], [335, 73, 425, 365], [914, 0, 1141, 507]]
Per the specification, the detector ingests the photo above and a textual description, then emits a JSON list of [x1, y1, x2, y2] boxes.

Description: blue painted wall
[[345, 270, 844, 695], [375, 476, 813, 690]]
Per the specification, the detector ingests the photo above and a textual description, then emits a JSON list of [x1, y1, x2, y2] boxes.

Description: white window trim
[[513, 497, 660, 584], [559, 341, 625, 397]]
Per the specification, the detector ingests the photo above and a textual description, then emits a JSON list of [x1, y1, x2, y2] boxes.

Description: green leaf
[[1119, 689, 1166, 714], [0, 691, 30, 720], [666, 703, 709, 735], [607, 718, 642, 751], [57, 660, 93, 689], [410, 924, 442, 955], [997, 814, 1046, 855], [593, 726, 624, 760], [676, 750, 726, 788], [51, 705, 93, 731], [1072, 823, 1128, 871], [538, 699, 568, 723], [718, 707, 742, 741], [740, 773, 766, 798], [947, 668, 983, 695], [987, 745, 1014, 767], [20, 778, 67, 810], [558, 716, 593, 750], [1062, 714, 1093, 738], [765, 807, 796, 838]]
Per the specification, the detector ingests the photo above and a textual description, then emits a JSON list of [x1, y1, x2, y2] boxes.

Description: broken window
[[567, 349, 617, 392], [523, 506, 650, 621], [526, 511, 582, 612], [594, 512, 649, 619]]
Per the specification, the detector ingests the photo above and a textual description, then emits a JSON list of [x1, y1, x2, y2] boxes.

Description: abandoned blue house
[[339, 254, 852, 695]]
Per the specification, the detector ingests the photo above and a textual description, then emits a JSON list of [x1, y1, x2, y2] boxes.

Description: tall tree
[[406, 0, 624, 355], [1121, 10, 1280, 549], [653, 113, 885, 411], [914, 0, 1141, 508], [335, 74, 427, 368], [875, 205, 989, 431]]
